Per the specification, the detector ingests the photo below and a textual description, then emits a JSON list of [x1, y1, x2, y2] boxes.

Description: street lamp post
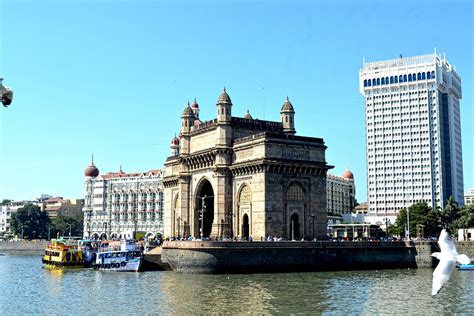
[[407, 208, 410, 240], [198, 195, 213, 239], [66, 223, 72, 237]]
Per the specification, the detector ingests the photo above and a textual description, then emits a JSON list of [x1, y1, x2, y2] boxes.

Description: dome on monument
[[280, 96, 294, 113], [182, 103, 194, 117], [191, 98, 199, 109], [244, 110, 253, 120], [171, 135, 180, 145], [217, 87, 232, 104]]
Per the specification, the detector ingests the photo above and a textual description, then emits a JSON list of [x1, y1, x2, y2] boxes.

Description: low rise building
[[465, 189, 474, 205], [41, 197, 84, 219]]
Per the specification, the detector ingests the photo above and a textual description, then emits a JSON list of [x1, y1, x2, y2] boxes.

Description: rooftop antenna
[[91, 154, 94, 165]]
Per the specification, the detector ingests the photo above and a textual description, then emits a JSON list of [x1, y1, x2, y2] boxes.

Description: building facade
[[326, 170, 356, 215], [83, 163, 164, 240], [40, 197, 84, 219], [163, 89, 332, 241], [360, 52, 464, 224], [465, 189, 474, 205]]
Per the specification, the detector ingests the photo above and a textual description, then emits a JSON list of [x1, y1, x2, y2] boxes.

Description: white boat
[[93, 239, 143, 272]]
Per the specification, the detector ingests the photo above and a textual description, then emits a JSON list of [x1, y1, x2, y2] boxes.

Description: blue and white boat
[[93, 239, 143, 272], [457, 262, 474, 270]]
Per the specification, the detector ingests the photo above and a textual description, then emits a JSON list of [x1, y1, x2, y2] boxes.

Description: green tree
[[1, 199, 12, 205], [453, 204, 474, 233], [388, 202, 441, 238], [10, 204, 51, 239], [51, 215, 82, 238], [441, 196, 460, 234]]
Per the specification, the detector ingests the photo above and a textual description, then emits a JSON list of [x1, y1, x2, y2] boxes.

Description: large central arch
[[195, 179, 214, 238]]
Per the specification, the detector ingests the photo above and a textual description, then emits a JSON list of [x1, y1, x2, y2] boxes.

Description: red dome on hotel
[[85, 164, 99, 177], [342, 170, 354, 180]]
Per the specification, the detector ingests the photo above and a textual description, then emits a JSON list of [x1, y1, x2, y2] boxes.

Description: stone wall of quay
[[0, 241, 48, 253], [161, 240, 474, 273]]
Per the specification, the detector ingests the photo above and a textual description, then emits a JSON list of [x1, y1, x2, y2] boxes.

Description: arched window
[[364, 79, 367, 87], [403, 74, 407, 82], [394, 76, 398, 83], [239, 185, 252, 204], [287, 183, 304, 202], [372, 79, 376, 86], [427, 72, 431, 79], [390, 76, 394, 84], [408, 74, 412, 81], [417, 72, 421, 80], [385, 77, 389, 84], [399, 75, 403, 82], [368, 80, 372, 87], [381, 77, 385, 85], [431, 71, 435, 78], [376, 78, 380, 85], [422, 72, 426, 80], [413, 73, 416, 81]]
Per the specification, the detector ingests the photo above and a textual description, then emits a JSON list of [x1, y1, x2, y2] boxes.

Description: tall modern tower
[[359, 51, 463, 224]]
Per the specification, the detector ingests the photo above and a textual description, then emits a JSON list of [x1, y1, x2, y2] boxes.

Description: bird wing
[[438, 229, 457, 255], [432, 257, 456, 295]]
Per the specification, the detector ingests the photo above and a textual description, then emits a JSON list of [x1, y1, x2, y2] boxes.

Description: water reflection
[[1, 255, 473, 315]]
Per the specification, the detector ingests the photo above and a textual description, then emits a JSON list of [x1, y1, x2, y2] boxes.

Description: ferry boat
[[42, 238, 84, 268], [93, 239, 143, 272]]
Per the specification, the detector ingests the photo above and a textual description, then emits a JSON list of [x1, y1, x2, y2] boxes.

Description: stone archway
[[91, 233, 100, 240], [290, 213, 300, 240], [100, 233, 108, 240], [242, 214, 250, 240], [195, 179, 214, 238]]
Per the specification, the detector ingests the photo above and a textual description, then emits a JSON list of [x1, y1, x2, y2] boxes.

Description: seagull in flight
[[431, 229, 471, 295]]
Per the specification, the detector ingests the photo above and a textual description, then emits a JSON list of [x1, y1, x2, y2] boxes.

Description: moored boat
[[93, 239, 143, 272], [42, 238, 84, 268], [457, 263, 474, 270]]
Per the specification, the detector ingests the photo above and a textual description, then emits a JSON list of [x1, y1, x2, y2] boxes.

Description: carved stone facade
[[163, 90, 332, 240]]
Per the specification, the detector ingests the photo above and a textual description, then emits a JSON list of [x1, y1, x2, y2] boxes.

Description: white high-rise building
[[360, 51, 463, 224]]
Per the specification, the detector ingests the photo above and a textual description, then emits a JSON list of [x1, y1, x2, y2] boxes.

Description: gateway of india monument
[[163, 89, 332, 241]]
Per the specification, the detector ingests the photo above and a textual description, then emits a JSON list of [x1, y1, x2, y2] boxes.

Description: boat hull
[[93, 258, 142, 272], [457, 263, 474, 270]]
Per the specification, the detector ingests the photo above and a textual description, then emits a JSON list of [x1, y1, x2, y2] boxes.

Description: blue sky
[[0, 0, 472, 203]]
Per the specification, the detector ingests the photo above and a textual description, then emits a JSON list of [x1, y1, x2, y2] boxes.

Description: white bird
[[431, 229, 471, 295]]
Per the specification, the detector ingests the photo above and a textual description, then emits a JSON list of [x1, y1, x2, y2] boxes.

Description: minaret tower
[[217, 87, 232, 123], [280, 96, 296, 134], [180, 102, 195, 155], [191, 98, 199, 119], [170, 134, 180, 157]]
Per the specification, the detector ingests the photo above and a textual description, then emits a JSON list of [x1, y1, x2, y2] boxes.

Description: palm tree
[[443, 196, 459, 234]]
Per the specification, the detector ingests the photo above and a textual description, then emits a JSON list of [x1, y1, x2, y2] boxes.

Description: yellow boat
[[42, 238, 84, 268]]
